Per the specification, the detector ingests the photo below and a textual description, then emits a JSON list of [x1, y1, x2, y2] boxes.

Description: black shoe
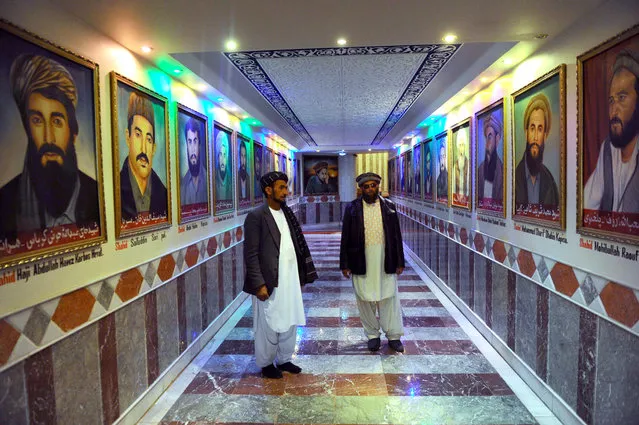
[[388, 339, 404, 352], [277, 362, 302, 374], [261, 364, 283, 379], [367, 337, 381, 352]]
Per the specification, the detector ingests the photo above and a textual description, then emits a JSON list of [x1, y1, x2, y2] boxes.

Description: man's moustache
[[136, 153, 149, 163], [38, 143, 66, 158]]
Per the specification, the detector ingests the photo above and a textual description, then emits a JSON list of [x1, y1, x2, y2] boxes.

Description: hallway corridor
[[138, 233, 560, 425]]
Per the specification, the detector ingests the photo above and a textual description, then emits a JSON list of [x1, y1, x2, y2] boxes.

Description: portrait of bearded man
[[0, 54, 99, 241]]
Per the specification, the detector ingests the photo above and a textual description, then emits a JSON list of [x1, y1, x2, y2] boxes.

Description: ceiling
[[53, 0, 607, 151]]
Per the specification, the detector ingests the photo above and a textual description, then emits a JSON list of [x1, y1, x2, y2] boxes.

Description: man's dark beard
[[188, 155, 200, 177], [525, 142, 544, 176], [27, 139, 78, 218], [609, 106, 639, 148], [217, 168, 226, 181], [239, 165, 247, 181], [363, 191, 379, 204], [484, 149, 498, 182]]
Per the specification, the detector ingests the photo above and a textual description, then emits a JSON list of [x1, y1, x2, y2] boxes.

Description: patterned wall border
[[225, 44, 461, 146], [301, 195, 341, 203], [0, 220, 254, 373], [393, 200, 639, 337]]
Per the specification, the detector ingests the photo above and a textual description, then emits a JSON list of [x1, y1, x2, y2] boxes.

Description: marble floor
[[138, 233, 562, 425]]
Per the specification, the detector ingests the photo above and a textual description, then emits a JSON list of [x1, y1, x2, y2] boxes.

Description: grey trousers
[[355, 293, 405, 340], [252, 296, 297, 368]]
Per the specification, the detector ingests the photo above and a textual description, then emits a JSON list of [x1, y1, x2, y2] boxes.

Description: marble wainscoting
[[0, 242, 247, 425], [398, 209, 639, 425]]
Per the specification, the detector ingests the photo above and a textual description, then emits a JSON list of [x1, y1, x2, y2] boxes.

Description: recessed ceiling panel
[[226, 45, 460, 146]]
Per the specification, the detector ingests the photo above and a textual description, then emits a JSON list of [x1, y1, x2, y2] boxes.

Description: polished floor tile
[[138, 233, 554, 425]]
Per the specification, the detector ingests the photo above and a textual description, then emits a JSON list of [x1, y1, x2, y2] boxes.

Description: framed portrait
[[236, 133, 251, 212], [274, 151, 280, 173], [213, 122, 234, 215], [399, 152, 406, 196], [406, 149, 414, 197], [253, 141, 264, 205], [175, 103, 209, 224], [265, 147, 274, 172], [303, 155, 339, 196], [475, 99, 507, 217], [111, 72, 170, 238], [292, 158, 298, 197], [435, 131, 449, 206], [0, 21, 105, 268], [280, 153, 287, 173], [287, 157, 293, 194], [450, 119, 472, 210], [393, 155, 402, 196], [512, 64, 566, 229], [413, 144, 422, 199], [578, 24, 639, 245], [422, 139, 435, 204], [388, 158, 395, 195]]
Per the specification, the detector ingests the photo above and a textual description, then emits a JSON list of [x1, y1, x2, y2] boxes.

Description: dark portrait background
[[0, 28, 97, 187], [303, 155, 338, 195], [177, 108, 208, 208], [423, 140, 434, 202], [582, 34, 639, 182]]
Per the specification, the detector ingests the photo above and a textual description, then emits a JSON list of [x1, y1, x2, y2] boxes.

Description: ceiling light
[[197, 83, 207, 91], [337, 38, 347, 46], [316, 149, 320, 152], [503, 58, 513, 65], [339, 152, 346, 156], [368, 148, 372, 151], [216, 97, 224, 102], [141, 46, 153, 53], [534, 33, 548, 39], [225, 39, 238, 50], [480, 77, 490, 83], [443, 34, 457, 43], [462, 90, 470, 95], [173, 68, 182, 74]]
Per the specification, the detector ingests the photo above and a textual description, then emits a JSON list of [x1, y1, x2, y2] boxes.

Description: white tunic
[[352, 200, 397, 302], [263, 207, 306, 332]]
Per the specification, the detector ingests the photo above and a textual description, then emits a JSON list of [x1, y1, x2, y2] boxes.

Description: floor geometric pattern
[[138, 233, 562, 425]]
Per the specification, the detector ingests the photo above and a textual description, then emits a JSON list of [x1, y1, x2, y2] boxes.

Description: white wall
[[396, 0, 639, 289], [0, 0, 295, 316]]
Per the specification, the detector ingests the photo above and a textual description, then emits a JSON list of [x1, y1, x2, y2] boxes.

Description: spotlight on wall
[[225, 39, 238, 50], [337, 38, 347, 46], [141, 46, 153, 53]]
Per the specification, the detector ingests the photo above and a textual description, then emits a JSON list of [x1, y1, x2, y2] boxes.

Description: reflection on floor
[[138, 233, 562, 425]]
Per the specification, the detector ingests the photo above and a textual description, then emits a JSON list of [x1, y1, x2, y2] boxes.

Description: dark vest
[[601, 139, 639, 212]]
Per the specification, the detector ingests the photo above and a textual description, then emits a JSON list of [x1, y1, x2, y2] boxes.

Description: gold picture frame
[[236, 132, 252, 212], [212, 121, 235, 216], [422, 138, 435, 205], [475, 98, 507, 218], [110, 71, 171, 238], [577, 24, 639, 246], [511, 64, 566, 230], [435, 130, 450, 207], [0, 20, 106, 269], [449, 118, 472, 211], [175, 102, 210, 224]]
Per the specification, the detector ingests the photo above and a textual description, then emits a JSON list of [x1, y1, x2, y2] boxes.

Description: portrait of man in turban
[[305, 160, 337, 194], [0, 54, 99, 242], [177, 105, 209, 222], [213, 124, 234, 214], [477, 109, 504, 213], [119, 90, 168, 223]]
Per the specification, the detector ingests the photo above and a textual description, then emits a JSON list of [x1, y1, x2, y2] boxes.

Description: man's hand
[[256, 285, 269, 301], [342, 269, 351, 278], [396, 267, 404, 276]]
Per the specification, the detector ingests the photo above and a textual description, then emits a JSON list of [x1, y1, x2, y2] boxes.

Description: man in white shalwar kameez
[[340, 172, 406, 352], [243, 171, 317, 378]]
